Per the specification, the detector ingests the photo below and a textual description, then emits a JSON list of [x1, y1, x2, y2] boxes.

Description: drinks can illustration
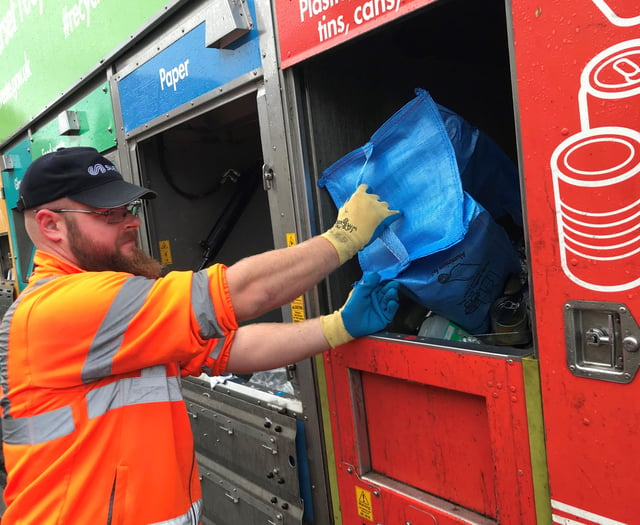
[[551, 126, 640, 291], [578, 39, 640, 131], [590, 0, 640, 27]]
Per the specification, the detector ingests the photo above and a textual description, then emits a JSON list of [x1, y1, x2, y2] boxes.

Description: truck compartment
[[299, 0, 527, 346], [291, 1, 542, 523], [137, 91, 276, 296]]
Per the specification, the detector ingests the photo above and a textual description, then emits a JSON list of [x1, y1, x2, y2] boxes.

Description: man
[[0, 146, 400, 524]]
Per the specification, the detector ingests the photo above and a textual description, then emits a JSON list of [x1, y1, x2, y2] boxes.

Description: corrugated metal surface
[[183, 378, 304, 524]]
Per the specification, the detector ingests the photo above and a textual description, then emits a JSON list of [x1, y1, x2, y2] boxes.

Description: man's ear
[[36, 210, 65, 242]]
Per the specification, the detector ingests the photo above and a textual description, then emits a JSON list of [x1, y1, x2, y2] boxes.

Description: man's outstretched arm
[[225, 273, 400, 373], [225, 185, 399, 321]]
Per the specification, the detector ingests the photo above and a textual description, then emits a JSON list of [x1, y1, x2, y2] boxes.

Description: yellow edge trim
[[314, 353, 342, 525], [523, 356, 552, 525]]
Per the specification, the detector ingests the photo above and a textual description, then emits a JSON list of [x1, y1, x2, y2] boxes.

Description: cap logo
[[87, 163, 116, 176]]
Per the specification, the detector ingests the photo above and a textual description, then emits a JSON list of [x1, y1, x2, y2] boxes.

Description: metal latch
[[565, 300, 640, 383], [262, 164, 274, 191]]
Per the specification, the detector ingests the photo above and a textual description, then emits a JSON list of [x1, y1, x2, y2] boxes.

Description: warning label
[[286, 233, 306, 322], [158, 240, 173, 265], [285, 233, 297, 247], [355, 486, 374, 521], [290, 296, 306, 322]]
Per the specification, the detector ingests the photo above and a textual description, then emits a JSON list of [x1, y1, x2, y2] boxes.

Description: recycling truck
[[1, 0, 639, 523]]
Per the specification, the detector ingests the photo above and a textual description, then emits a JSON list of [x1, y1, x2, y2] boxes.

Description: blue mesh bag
[[318, 89, 522, 333]]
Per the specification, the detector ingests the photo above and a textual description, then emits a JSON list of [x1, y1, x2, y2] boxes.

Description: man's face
[[64, 208, 163, 279]]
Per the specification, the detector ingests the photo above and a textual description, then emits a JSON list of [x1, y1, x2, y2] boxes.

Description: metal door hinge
[[565, 300, 640, 383]]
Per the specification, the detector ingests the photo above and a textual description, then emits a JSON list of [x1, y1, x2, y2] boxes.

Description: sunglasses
[[39, 200, 143, 224]]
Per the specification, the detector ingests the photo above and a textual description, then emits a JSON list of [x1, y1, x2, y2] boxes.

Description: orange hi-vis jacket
[[0, 251, 238, 524]]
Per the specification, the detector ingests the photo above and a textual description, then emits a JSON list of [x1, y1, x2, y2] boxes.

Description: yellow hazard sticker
[[290, 296, 306, 322], [355, 486, 374, 522], [158, 240, 173, 265], [285, 233, 297, 248], [286, 233, 306, 322]]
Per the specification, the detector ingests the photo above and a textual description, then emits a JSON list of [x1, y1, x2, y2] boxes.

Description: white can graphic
[[579, 39, 640, 131], [591, 0, 640, 27], [551, 126, 640, 291]]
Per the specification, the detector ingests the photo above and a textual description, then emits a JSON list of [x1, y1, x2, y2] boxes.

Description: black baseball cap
[[16, 147, 156, 212]]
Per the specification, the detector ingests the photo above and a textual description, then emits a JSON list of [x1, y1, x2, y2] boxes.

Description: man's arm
[[225, 236, 339, 322], [225, 273, 399, 373], [224, 318, 330, 374], [225, 185, 399, 321]]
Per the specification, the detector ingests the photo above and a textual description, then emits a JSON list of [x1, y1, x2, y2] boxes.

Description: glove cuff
[[320, 229, 359, 265], [320, 311, 354, 348]]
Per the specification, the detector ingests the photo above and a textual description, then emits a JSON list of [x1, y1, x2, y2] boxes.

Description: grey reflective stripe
[[0, 299, 18, 419], [150, 499, 202, 525], [86, 365, 183, 419], [192, 270, 223, 339], [82, 276, 155, 383], [208, 338, 225, 360], [0, 277, 57, 419], [3, 405, 75, 445], [4, 367, 182, 445]]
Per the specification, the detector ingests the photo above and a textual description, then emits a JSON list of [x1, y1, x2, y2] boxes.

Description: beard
[[66, 216, 164, 279]]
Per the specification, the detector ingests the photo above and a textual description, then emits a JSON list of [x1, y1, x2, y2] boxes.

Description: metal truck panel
[[183, 378, 303, 507], [0, 0, 185, 147], [116, 1, 262, 136], [0, 138, 34, 291], [274, 0, 439, 68], [511, 0, 640, 522], [324, 334, 537, 524], [197, 453, 304, 525], [30, 82, 116, 157]]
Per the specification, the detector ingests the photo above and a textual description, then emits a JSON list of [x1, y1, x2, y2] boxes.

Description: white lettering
[[0, 51, 32, 107], [16, 0, 43, 22], [0, 1, 17, 53], [354, 0, 398, 24], [299, 0, 402, 47], [317, 14, 347, 42], [62, 0, 101, 38], [0, 0, 46, 58], [299, 0, 342, 23], [0, 0, 17, 57], [159, 59, 190, 92], [41, 141, 66, 157]]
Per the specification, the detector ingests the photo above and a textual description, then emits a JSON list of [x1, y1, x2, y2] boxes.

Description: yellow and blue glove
[[321, 184, 400, 264], [320, 272, 400, 348]]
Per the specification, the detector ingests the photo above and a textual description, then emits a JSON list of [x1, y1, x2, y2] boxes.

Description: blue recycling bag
[[318, 89, 522, 333]]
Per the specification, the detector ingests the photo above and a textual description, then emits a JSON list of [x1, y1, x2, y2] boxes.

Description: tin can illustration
[[579, 39, 640, 131], [590, 0, 640, 27], [551, 126, 640, 291]]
